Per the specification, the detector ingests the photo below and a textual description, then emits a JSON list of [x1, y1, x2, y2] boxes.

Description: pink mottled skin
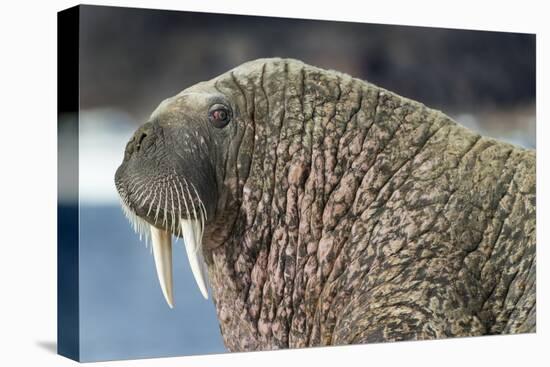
[[141, 58, 537, 351]]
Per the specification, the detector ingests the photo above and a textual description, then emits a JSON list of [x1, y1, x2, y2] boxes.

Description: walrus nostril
[[126, 122, 155, 155], [135, 131, 148, 152]]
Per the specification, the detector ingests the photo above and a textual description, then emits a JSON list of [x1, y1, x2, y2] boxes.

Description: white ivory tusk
[[150, 225, 174, 308], [180, 218, 209, 299]]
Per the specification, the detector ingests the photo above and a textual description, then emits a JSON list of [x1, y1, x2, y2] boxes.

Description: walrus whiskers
[[190, 181, 208, 222], [134, 184, 149, 205], [119, 197, 150, 246], [173, 177, 183, 238], [183, 177, 204, 251], [169, 185, 176, 235], [139, 185, 153, 208], [127, 175, 147, 194], [146, 187, 157, 217], [154, 186, 162, 225], [177, 178, 190, 224], [163, 185, 169, 228], [190, 181, 207, 242]]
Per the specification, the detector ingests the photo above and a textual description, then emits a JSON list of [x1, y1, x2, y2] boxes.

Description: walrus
[[114, 58, 536, 351]]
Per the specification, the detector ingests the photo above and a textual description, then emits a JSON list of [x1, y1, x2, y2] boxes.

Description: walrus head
[[114, 74, 248, 308]]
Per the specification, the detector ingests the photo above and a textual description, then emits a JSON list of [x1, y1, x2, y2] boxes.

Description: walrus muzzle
[[114, 113, 218, 308]]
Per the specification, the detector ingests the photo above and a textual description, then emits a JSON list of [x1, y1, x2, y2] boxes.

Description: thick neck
[[204, 60, 451, 350], [204, 60, 536, 349]]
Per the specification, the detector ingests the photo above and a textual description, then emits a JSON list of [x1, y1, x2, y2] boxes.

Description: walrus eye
[[208, 104, 232, 128]]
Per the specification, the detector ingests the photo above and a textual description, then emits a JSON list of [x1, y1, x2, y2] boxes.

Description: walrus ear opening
[[208, 103, 232, 128]]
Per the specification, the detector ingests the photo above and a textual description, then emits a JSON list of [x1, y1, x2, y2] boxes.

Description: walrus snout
[[114, 111, 221, 307], [115, 118, 214, 229]]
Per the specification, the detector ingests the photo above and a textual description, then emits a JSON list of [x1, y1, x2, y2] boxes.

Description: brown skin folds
[[147, 58, 536, 351]]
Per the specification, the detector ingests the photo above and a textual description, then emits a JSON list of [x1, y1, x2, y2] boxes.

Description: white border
[[0, 0, 547, 366]]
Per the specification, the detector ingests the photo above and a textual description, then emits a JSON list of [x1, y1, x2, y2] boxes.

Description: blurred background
[[61, 4, 535, 362]]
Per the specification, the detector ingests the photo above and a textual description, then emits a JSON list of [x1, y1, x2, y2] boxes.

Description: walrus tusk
[[180, 218, 209, 299], [150, 225, 174, 308], [150, 219, 208, 308]]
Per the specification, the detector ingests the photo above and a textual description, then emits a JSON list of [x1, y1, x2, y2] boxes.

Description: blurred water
[[79, 205, 226, 361]]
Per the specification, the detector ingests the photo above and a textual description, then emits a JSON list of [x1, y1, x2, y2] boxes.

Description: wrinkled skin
[[115, 58, 536, 351]]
